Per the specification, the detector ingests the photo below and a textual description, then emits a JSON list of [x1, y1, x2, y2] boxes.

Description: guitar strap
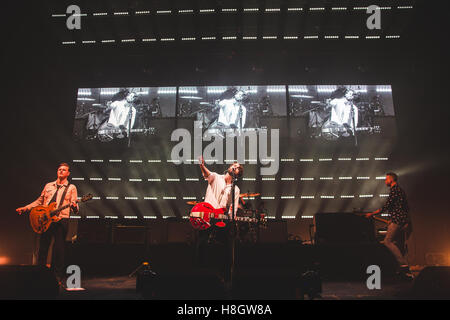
[[48, 184, 70, 208], [58, 184, 70, 209]]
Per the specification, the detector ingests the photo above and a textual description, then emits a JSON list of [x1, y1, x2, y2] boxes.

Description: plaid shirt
[[380, 184, 409, 226]]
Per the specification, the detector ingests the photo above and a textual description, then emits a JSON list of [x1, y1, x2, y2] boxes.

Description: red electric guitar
[[189, 202, 265, 230]]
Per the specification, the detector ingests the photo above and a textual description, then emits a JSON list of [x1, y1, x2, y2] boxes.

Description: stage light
[[243, 36, 257, 40], [262, 178, 276, 181], [121, 39, 135, 43], [324, 36, 339, 39], [281, 196, 295, 199], [244, 8, 259, 12], [284, 36, 298, 40], [199, 9, 215, 13], [106, 197, 119, 200], [91, 159, 103, 162], [156, 10, 171, 14], [124, 216, 138, 219], [147, 179, 161, 182], [161, 38, 175, 41], [142, 38, 157, 42], [320, 196, 335, 199], [357, 177, 370, 180], [178, 9, 193, 13], [319, 158, 332, 161], [265, 8, 280, 12], [86, 216, 100, 219], [300, 158, 314, 162], [300, 178, 314, 181], [281, 159, 295, 162], [148, 160, 162, 163], [89, 178, 103, 181], [62, 41, 76, 45], [109, 159, 122, 162], [129, 179, 142, 182], [345, 36, 359, 39], [287, 8, 303, 11], [135, 11, 150, 15], [72, 178, 84, 181], [319, 177, 333, 180], [332, 7, 347, 11], [301, 216, 314, 219], [341, 195, 355, 198], [222, 8, 237, 12], [359, 195, 374, 198], [108, 178, 121, 181], [339, 177, 353, 180], [129, 160, 143, 163], [186, 178, 199, 181], [261, 196, 275, 200], [52, 14, 66, 17], [301, 196, 315, 199], [356, 158, 370, 161], [338, 158, 352, 161], [105, 216, 119, 219], [144, 197, 158, 200], [289, 86, 308, 93], [309, 8, 325, 11], [125, 197, 138, 200], [163, 197, 177, 200]]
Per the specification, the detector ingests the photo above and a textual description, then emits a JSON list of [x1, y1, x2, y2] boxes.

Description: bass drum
[[97, 123, 116, 142]]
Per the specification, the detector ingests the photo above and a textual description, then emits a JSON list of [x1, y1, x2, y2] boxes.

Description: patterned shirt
[[380, 184, 409, 225]]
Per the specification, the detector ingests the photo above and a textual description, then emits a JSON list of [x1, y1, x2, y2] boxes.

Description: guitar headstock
[[81, 193, 94, 202]]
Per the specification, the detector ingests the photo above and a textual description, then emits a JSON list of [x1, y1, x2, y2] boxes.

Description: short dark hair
[[58, 162, 71, 172], [386, 172, 398, 181]]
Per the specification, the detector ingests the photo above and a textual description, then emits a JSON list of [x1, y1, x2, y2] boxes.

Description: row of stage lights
[[72, 176, 389, 182], [77, 85, 392, 96], [73, 157, 388, 163], [78, 194, 389, 201], [62, 34, 401, 45], [52, 5, 413, 18]]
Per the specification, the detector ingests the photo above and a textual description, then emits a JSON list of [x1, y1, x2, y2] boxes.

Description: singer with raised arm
[[199, 156, 243, 217], [365, 172, 412, 279], [195, 156, 244, 283]]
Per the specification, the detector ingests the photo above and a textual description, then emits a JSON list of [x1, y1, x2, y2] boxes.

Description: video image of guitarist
[[195, 156, 243, 282], [16, 163, 78, 286]]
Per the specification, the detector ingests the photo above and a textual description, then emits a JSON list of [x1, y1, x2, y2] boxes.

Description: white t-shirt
[[217, 99, 246, 128], [329, 97, 358, 127], [204, 172, 240, 215], [107, 100, 136, 129]]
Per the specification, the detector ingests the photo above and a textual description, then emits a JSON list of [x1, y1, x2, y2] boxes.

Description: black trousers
[[195, 225, 233, 281], [37, 219, 68, 279]]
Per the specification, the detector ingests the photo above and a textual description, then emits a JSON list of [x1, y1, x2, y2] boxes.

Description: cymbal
[[186, 201, 200, 205], [240, 193, 260, 198]]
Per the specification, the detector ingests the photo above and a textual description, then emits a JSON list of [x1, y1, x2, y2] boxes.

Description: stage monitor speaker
[[112, 225, 147, 244], [0, 265, 59, 299], [314, 212, 376, 244], [167, 221, 193, 243], [412, 266, 450, 299], [258, 221, 288, 243]]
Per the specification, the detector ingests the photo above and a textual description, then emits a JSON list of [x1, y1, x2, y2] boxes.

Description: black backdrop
[[1, 1, 449, 266]]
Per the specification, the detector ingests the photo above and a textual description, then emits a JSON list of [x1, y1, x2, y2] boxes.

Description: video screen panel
[[288, 85, 395, 141], [177, 85, 287, 136], [73, 87, 176, 142]]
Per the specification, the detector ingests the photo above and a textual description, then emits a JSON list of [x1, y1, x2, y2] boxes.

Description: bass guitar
[[189, 202, 266, 230], [29, 194, 93, 234]]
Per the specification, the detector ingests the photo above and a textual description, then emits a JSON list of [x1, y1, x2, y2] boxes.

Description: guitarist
[[365, 172, 412, 278], [16, 163, 78, 285], [196, 156, 243, 282]]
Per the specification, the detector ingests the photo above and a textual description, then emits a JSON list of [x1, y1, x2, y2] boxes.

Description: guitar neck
[[50, 199, 80, 217], [215, 213, 257, 223]]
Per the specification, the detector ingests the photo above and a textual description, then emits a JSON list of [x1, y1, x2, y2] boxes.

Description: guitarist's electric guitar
[[29, 194, 93, 234], [189, 202, 266, 230]]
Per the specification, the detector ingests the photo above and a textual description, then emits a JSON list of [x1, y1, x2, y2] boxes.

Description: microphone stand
[[350, 103, 358, 147], [229, 171, 239, 292], [127, 104, 133, 148]]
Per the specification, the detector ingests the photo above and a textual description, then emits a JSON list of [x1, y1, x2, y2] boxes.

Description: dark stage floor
[[58, 274, 416, 300]]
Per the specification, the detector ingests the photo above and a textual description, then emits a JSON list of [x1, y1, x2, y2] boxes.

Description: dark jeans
[[38, 219, 68, 279], [195, 225, 233, 281]]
